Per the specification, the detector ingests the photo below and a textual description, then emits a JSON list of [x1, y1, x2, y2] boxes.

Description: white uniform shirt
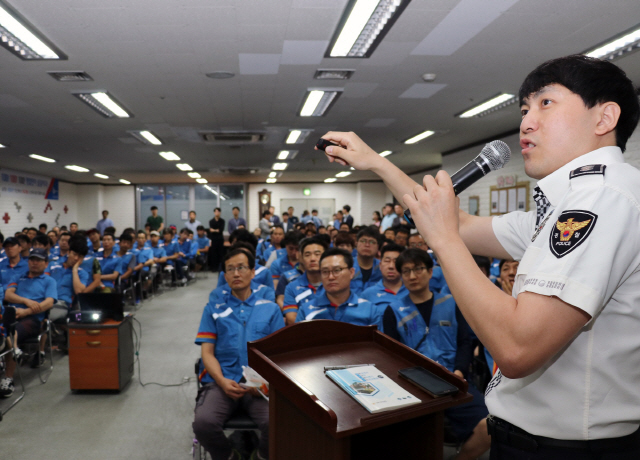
[[488, 146, 640, 440]]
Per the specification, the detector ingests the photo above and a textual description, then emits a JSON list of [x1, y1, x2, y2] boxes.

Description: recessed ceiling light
[[285, 129, 313, 144], [328, 0, 411, 58], [324, 178, 337, 183], [586, 26, 640, 60], [404, 130, 435, 145], [74, 92, 131, 118], [130, 130, 162, 145], [94, 173, 109, 179], [268, 172, 278, 178], [336, 171, 351, 177], [188, 172, 201, 178], [277, 150, 298, 160], [379, 150, 393, 157], [159, 151, 180, 161], [29, 153, 55, 163], [272, 162, 288, 171], [299, 89, 342, 117], [176, 163, 193, 171], [119, 179, 131, 184], [65, 165, 89, 172], [458, 93, 516, 118], [0, 143, 6, 148], [266, 178, 277, 183], [0, 1, 66, 60], [196, 178, 208, 184]]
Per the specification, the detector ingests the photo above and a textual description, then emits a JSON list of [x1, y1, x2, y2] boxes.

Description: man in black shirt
[[208, 207, 225, 272]]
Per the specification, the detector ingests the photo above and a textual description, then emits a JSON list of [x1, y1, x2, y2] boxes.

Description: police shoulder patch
[[569, 164, 606, 179], [549, 210, 597, 258]]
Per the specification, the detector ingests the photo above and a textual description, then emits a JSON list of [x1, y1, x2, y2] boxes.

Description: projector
[[73, 311, 104, 324]]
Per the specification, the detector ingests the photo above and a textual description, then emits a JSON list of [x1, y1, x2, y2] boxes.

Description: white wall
[[76, 184, 136, 232], [356, 182, 394, 226]]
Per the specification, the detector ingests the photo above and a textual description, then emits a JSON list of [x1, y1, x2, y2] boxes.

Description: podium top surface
[[248, 320, 471, 437]]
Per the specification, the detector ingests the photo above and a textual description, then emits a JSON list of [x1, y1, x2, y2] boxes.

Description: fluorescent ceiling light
[[266, 178, 277, 184], [299, 89, 342, 117], [176, 163, 193, 171], [94, 173, 109, 179], [0, 143, 5, 148], [324, 178, 337, 183], [586, 26, 640, 60], [65, 165, 89, 172], [379, 150, 392, 157], [29, 153, 55, 163], [196, 178, 208, 184], [159, 151, 180, 161], [272, 163, 288, 171], [74, 92, 130, 118], [119, 179, 131, 185], [458, 93, 516, 118], [188, 172, 201, 178], [336, 171, 351, 177], [404, 130, 435, 145], [277, 150, 298, 160], [329, 0, 410, 58], [285, 129, 313, 144], [130, 130, 162, 145], [268, 172, 278, 178], [0, 1, 65, 60]]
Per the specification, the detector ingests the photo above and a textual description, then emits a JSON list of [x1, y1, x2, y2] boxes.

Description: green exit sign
[[303, 188, 311, 196]]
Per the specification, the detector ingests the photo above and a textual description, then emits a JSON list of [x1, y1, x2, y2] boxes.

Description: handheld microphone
[[403, 140, 511, 224]]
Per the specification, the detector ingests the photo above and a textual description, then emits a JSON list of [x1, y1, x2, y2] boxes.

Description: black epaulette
[[569, 164, 606, 179]]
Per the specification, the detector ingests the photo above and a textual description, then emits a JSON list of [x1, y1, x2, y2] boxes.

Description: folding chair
[[21, 312, 54, 384]]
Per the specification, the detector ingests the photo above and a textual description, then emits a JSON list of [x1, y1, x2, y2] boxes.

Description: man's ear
[[349, 267, 355, 280], [595, 101, 621, 137]]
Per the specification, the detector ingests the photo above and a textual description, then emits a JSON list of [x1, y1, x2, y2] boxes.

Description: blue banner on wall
[[45, 179, 59, 200]]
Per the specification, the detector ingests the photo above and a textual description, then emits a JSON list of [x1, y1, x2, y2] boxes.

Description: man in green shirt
[[146, 206, 164, 231]]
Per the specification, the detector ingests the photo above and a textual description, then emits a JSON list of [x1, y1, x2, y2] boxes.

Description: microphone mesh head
[[480, 140, 511, 171]]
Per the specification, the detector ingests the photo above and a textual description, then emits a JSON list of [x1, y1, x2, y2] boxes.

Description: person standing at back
[[208, 207, 225, 272], [146, 206, 164, 232]]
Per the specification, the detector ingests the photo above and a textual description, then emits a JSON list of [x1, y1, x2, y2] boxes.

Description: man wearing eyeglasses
[[408, 233, 448, 294], [295, 248, 381, 329], [350, 227, 383, 296], [383, 248, 489, 460], [194, 248, 284, 460], [361, 243, 407, 317]]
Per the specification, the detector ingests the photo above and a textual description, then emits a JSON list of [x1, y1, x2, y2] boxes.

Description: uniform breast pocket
[[250, 321, 272, 338], [216, 322, 240, 352]]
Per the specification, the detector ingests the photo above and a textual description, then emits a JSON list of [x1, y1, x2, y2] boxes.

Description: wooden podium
[[248, 320, 472, 460]]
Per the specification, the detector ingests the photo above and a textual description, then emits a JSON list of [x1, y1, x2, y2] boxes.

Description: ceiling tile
[[239, 54, 282, 75], [399, 83, 447, 99], [281, 40, 329, 65]]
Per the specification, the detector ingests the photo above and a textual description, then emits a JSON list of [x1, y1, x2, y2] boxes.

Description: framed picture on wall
[[490, 182, 530, 215]]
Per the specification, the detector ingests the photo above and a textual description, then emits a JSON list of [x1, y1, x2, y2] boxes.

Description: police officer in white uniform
[[318, 55, 640, 458]]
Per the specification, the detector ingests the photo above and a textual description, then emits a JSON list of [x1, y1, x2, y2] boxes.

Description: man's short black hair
[[272, 224, 283, 231], [187, 229, 194, 235], [189, 210, 196, 215], [356, 226, 380, 245], [282, 212, 289, 217], [59, 231, 71, 239], [119, 233, 134, 243], [196, 225, 205, 231], [385, 202, 394, 208], [104, 226, 116, 235], [39, 223, 47, 230], [394, 225, 410, 236], [231, 241, 257, 258], [380, 243, 405, 258], [320, 247, 354, 269], [32, 234, 51, 247], [151, 206, 158, 211], [299, 236, 329, 254], [69, 236, 89, 257], [334, 231, 354, 248], [395, 248, 434, 272], [137, 230, 147, 237], [224, 248, 255, 270], [315, 233, 331, 247], [28, 227, 38, 233], [473, 255, 491, 276], [16, 234, 30, 244], [232, 206, 240, 211], [499, 259, 517, 272], [519, 54, 640, 152], [70, 222, 78, 227], [214, 207, 221, 212], [229, 228, 258, 249], [262, 210, 272, 218], [179, 227, 189, 234], [102, 233, 115, 241], [342, 205, 351, 212], [162, 228, 173, 236], [282, 232, 303, 248]]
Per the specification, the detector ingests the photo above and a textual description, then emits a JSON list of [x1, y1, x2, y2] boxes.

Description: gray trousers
[[192, 382, 269, 460]]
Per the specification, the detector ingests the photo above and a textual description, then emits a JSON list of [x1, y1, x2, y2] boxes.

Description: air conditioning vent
[[200, 132, 265, 143], [47, 71, 93, 82], [314, 69, 355, 80]]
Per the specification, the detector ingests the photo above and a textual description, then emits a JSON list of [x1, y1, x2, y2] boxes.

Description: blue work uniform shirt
[[8, 273, 58, 321], [177, 239, 192, 263], [46, 262, 91, 304], [96, 251, 121, 288], [149, 244, 167, 260], [195, 291, 284, 383], [209, 282, 275, 304], [295, 291, 381, 329], [283, 272, 323, 316], [135, 247, 155, 272], [350, 257, 382, 296], [270, 255, 298, 281], [0, 257, 29, 291], [163, 241, 179, 265], [361, 280, 408, 317]]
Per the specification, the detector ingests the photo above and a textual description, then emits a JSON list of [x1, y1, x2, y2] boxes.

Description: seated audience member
[[87, 229, 103, 256], [282, 237, 327, 325], [361, 243, 407, 316], [132, 231, 155, 295], [38, 223, 47, 234], [193, 249, 284, 460], [2, 249, 58, 387], [384, 249, 490, 460], [161, 229, 184, 283], [334, 231, 354, 253], [393, 225, 410, 247], [51, 232, 71, 263], [171, 228, 193, 282], [218, 229, 274, 290], [332, 210, 343, 230], [260, 225, 285, 267], [382, 227, 396, 242], [408, 233, 447, 294], [16, 234, 31, 258], [0, 238, 29, 291], [209, 243, 276, 305], [338, 222, 350, 233], [149, 231, 167, 264], [351, 227, 382, 296], [31, 234, 52, 255], [69, 222, 78, 236], [96, 233, 121, 291], [26, 227, 37, 241], [310, 209, 322, 228], [47, 236, 92, 322], [270, 232, 302, 290], [115, 233, 136, 283], [194, 225, 211, 272], [48, 230, 59, 255], [296, 248, 380, 328]]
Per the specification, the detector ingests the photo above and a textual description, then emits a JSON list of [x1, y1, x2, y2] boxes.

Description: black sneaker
[[0, 377, 14, 398], [30, 351, 45, 368]]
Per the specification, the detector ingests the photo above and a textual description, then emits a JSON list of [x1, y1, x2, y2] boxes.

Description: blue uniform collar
[[316, 291, 360, 308]]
